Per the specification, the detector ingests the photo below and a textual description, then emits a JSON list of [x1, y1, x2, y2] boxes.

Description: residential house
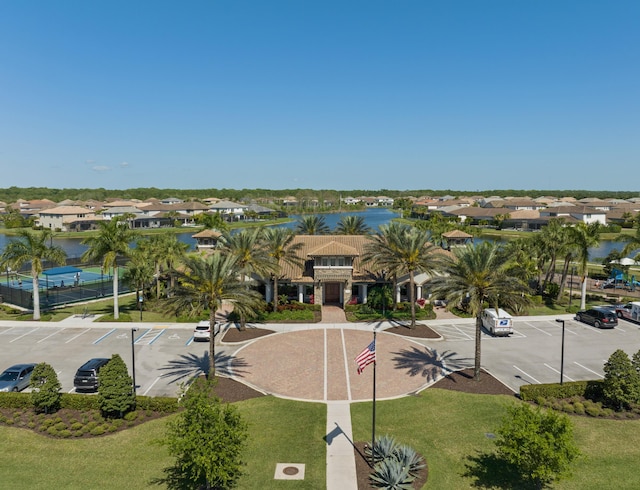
[[37, 206, 97, 232]]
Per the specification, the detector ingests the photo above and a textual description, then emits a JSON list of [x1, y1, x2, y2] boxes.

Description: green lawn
[[0, 396, 326, 490], [2, 389, 640, 489], [352, 389, 640, 489]]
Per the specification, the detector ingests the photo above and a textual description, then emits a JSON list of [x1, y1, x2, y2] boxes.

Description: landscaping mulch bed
[[354, 440, 428, 490], [384, 323, 442, 339], [221, 326, 276, 343], [212, 376, 265, 403]]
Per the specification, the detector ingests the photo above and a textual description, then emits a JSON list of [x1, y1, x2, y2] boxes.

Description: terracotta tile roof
[[442, 230, 473, 238]]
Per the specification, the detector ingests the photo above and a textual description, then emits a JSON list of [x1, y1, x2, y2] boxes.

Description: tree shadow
[[159, 351, 250, 385], [391, 347, 471, 381], [463, 451, 535, 489]]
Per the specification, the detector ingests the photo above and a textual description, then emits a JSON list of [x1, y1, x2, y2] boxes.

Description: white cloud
[[92, 165, 110, 172], [85, 159, 96, 165], [120, 161, 130, 168]]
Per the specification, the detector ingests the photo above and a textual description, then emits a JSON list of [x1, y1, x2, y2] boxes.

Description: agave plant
[[369, 458, 415, 489], [365, 434, 399, 463], [393, 444, 426, 476]]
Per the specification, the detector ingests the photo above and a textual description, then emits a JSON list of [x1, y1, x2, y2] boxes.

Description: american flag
[[355, 339, 376, 374]]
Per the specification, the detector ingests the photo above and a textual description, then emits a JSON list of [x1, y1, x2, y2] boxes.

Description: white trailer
[[481, 308, 513, 336]]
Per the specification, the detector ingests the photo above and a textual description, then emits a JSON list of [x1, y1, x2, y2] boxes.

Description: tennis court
[[11, 266, 112, 291]]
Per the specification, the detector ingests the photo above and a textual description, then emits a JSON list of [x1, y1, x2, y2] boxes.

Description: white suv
[[193, 321, 219, 341]]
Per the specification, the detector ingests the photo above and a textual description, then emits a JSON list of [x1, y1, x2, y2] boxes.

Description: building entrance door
[[324, 282, 341, 304]]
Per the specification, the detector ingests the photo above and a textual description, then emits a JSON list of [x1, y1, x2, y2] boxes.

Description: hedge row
[[0, 392, 179, 413], [520, 380, 604, 402]]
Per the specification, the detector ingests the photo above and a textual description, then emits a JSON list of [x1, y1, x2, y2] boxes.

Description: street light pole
[[556, 319, 565, 385], [138, 293, 143, 321], [131, 328, 138, 395]]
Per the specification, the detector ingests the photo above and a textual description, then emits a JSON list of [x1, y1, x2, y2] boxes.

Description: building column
[[265, 282, 273, 303], [298, 284, 304, 303], [362, 284, 368, 304], [416, 285, 422, 300]]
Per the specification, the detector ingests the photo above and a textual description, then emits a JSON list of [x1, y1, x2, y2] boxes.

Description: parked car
[[575, 307, 618, 329], [193, 320, 220, 342], [73, 358, 110, 392], [615, 302, 640, 323], [0, 363, 36, 392]]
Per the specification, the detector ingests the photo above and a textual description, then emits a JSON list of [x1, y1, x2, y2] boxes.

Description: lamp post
[[131, 328, 138, 395], [138, 293, 143, 321], [555, 319, 565, 385]]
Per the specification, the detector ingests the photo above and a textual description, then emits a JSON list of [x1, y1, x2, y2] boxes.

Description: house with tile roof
[[36, 206, 97, 231]]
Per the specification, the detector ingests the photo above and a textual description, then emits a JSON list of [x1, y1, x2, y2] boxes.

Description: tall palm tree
[[571, 222, 601, 309], [262, 227, 303, 312], [166, 253, 263, 377], [427, 242, 531, 380], [295, 215, 330, 235], [334, 215, 371, 235], [363, 224, 438, 328], [81, 217, 136, 319], [217, 228, 276, 329], [0, 229, 66, 320], [539, 218, 566, 292], [139, 233, 190, 298]]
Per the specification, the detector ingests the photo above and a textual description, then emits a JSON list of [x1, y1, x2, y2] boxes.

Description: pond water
[[0, 208, 634, 261]]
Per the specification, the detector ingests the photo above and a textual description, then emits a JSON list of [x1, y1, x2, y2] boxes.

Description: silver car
[[0, 363, 37, 392]]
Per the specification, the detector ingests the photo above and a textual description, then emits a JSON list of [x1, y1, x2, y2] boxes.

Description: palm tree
[[617, 221, 640, 261], [571, 222, 601, 309], [539, 219, 566, 292], [81, 217, 136, 319], [0, 229, 66, 320], [363, 224, 438, 328], [262, 227, 303, 312], [138, 233, 189, 299], [217, 228, 276, 329], [334, 215, 371, 235], [427, 241, 531, 380], [166, 253, 264, 377], [295, 215, 330, 235], [122, 247, 155, 309]]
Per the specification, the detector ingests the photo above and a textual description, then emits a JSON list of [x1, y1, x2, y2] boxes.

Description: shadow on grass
[[463, 451, 539, 489], [391, 347, 471, 381], [159, 351, 249, 385]]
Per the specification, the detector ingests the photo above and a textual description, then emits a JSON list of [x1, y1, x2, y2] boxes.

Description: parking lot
[[2, 315, 640, 399], [425, 316, 640, 392], [0, 322, 221, 397]]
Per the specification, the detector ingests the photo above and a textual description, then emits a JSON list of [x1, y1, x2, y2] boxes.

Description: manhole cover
[[274, 463, 305, 480]]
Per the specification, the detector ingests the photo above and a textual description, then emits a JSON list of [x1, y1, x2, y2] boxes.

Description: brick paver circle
[[227, 329, 444, 402]]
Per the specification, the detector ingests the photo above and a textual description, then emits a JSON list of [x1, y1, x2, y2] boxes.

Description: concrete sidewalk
[[326, 401, 358, 490]]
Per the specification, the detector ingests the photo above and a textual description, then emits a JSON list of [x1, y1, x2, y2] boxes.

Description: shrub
[[603, 349, 640, 410], [30, 363, 61, 414], [495, 404, 580, 488], [124, 411, 139, 421], [98, 354, 136, 418], [59, 429, 72, 438], [573, 402, 585, 415], [90, 425, 107, 436]]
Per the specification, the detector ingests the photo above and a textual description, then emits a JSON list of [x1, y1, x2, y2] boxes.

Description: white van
[[481, 308, 513, 336]]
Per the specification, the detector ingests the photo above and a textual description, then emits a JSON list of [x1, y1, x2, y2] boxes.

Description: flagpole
[[371, 330, 377, 466]]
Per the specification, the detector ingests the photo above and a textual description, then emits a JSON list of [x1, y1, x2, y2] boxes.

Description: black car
[[73, 358, 110, 392], [575, 307, 618, 329]]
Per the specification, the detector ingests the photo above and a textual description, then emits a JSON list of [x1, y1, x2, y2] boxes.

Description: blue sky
[[1, 1, 638, 192]]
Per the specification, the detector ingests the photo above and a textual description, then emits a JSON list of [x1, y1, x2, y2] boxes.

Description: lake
[[0, 208, 634, 261]]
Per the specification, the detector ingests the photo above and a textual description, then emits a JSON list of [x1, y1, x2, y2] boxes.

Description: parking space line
[[133, 328, 152, 344], [558, 322, 580, 335], [148, 329, 167, 345], [524, 322, 552, 336], [0, 327, 16, 336], [574, 362, 604, 379], [615, 325, 626, 333], [66, 328, 90, 343], [93, 328, 116, 344], [38, 328, 65, 343], [513, 365, 541, 384], [185, 336, 195, 346], [10, 327, 40, 343], [142, 377, 160, 396], [544, 363, 575, 382], [452, 325, 473, 340]]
